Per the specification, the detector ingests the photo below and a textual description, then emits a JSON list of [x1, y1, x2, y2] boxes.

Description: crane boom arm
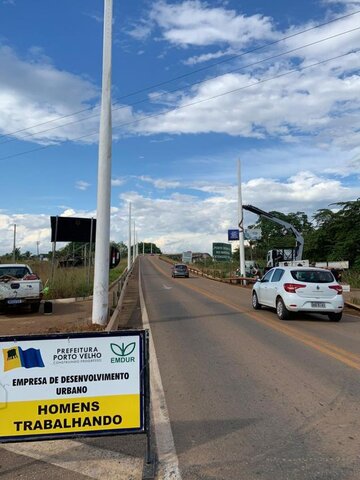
[[243, 204, 304, 260]]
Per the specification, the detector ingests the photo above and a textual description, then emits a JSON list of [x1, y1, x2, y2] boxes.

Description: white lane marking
[[163, 284, 172, 290], [2, 439, 143, 479], [140, 266, 182, 480]]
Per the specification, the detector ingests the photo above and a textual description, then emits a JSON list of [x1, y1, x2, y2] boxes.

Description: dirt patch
[[0, 299, 96, 337]]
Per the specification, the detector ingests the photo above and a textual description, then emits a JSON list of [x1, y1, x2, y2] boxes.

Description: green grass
[[26, 259, 127, 299], [341, 270, 360, 288]]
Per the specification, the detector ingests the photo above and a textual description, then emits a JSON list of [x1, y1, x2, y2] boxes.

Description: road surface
[[141, 256, 360, 480], [1, 256, 360, 479]]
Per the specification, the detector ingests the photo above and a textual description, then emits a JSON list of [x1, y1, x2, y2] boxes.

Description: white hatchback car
[[252, 266, 344, 321]]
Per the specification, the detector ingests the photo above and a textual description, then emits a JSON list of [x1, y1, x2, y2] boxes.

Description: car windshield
[[175, 265, 187, 270], [290, 269, 334, 283], [0, 266, 30, 278]]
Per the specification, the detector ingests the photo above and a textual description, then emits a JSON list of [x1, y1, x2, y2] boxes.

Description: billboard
[[50, 217, 96, 243], [212, 243, 232, 262], [0, 331, 147, 442]]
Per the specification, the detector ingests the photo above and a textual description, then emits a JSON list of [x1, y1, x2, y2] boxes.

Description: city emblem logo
[[2, 346, 45, 372]]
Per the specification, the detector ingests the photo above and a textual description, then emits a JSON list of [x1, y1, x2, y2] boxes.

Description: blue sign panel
[[228, 229, 239, 241]]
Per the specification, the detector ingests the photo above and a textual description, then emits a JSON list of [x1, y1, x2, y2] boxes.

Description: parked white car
[[252, 266, 344, 321], [0, 264, 43, 313]]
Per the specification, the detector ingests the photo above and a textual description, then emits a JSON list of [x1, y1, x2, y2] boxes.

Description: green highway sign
[[212, 243, 231, 261]]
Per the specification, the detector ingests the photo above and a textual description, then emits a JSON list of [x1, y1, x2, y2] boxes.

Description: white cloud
[[138, 175, 181, 189], [120, 1, 360, 147], [127, 22, 152, 41], [183, 48, 235, 65], [0, 45, 101, 144], [111, 177, 126, 187], [1, 166, 359, 255], [148, 0, 276, 47], [75, 181, 91, 191], [131, 51, 360, 146]]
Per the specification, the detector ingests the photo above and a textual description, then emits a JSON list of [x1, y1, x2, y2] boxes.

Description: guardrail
[[106, 263, 135, 331]]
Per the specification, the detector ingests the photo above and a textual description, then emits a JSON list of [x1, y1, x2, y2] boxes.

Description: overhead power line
[[1, 25, 359, 145], [0, 8, 359, 142], [0, 49, 357, 162]]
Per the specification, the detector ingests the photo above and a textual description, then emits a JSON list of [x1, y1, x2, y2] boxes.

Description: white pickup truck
[[0, 264, 43, 313]]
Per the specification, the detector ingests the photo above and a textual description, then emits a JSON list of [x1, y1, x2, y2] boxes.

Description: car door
[[257, 269, 275, 306], [266, 268, 285, 307]]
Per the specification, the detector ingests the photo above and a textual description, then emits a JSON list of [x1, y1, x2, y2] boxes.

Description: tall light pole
[[12, 224, 16, 263], [128, 202, 132, 271], [238, 159, 246, 281], [92, 0, 113, 326], [133, 221, 136, 264]]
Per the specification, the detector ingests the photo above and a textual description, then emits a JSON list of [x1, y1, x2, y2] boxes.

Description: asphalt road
[[141, 256, 360, 480], [1, 257, 360, 480]]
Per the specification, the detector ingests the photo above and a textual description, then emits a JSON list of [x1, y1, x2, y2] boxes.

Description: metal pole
[[87, 218, 94, 287], [92, 0, 113, 326], [238, 159, 246, 282], [128, 202, 132, 271], [12, 224, 16, 262], [51, 216, 58, 282], [133, 221, 136, 264], [143, 241, 145, 256]]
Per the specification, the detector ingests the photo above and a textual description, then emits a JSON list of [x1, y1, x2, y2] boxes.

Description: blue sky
[[0, 0, 359, 255]]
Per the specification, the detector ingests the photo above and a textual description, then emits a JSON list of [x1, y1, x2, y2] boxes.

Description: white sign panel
[[182, 251, 192, 263], [0, 331, 146, 441], [244, 228, 262, 241]]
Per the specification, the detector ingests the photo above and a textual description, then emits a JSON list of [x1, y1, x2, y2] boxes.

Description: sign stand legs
[[142, 330, 156, 479]]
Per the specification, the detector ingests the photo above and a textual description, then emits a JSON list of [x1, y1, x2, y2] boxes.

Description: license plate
[[7, 299, 23, 305], [311, 302, 325, 308]]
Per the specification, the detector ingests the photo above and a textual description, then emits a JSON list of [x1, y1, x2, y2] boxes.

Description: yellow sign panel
[[0, 394, 140, 437]]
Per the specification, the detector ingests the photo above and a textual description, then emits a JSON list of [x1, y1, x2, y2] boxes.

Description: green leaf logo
[[110, 342, 136, 357]]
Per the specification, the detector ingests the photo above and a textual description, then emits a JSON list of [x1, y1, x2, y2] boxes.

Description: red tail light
[[24, 274, 38, 280], [329, 285, 343, 295], [283, 283, 306, 293]]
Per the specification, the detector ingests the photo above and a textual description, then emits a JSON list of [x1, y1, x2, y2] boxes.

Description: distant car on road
[[252, 266, 344, 321], [171, 264, 189, 278]]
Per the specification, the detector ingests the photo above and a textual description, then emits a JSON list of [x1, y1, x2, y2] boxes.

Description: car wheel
[[30, 302, 41, 313], [276, 297, 290, 320], [252, 292, 261, 310], [328, 312, 342, 322]]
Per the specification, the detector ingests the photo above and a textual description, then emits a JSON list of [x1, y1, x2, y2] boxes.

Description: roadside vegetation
[[0, 240, 163, 299], [31, 258, 127, 299]]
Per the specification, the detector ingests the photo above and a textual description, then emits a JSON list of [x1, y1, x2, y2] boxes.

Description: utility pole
[[12, 224, 16, 263], [133, 221, 136, 264], [238, 159, 246, 282], [128, 202, 132, 271], [92, 0, 113, 326]]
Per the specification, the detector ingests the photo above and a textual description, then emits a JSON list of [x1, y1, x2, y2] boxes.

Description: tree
[[249, 210, 313, 255], [138, 242, 162, 254]]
